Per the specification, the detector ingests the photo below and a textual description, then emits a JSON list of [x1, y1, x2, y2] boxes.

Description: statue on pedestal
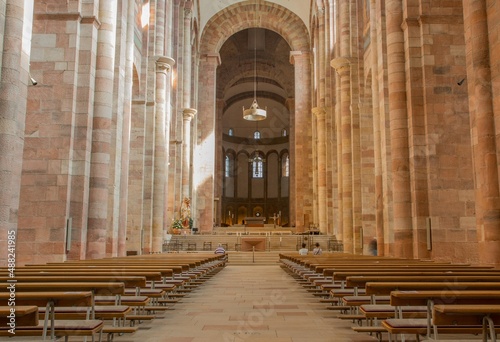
[[170, 197, 193, 234]]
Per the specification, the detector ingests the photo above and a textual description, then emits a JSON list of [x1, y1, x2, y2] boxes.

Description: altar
[[244, 217, 265, 227], [241, 237, 266, 251]]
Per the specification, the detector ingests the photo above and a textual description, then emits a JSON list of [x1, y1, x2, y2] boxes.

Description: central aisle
[[132, 265, 377, 342]]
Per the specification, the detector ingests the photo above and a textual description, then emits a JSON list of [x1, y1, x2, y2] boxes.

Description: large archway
[[194, 1, 312, 232]]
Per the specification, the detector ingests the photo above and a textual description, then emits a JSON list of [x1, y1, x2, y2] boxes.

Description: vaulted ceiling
[[198, 0, 310, 138]]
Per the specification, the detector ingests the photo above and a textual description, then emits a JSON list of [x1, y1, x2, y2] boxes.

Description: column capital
[[312, 107, 326, 119], [184, 0, 193, 11], [184, 0, 193, 16], [155, 56, 175, 73], [200, 53, 221, 66], [316, 6, 325, 16], [183, 107, 197, 120], [289, 50, 311, 65], [330, 57, 351, 73]]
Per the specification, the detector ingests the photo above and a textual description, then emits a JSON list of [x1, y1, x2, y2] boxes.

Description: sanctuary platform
[[212, 224, 295, 235]]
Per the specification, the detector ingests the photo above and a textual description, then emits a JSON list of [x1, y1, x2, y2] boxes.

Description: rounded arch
[[200, 1, 310, 54]]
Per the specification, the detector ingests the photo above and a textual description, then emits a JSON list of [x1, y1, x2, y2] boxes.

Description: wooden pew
[[376, 288, 500, 341], [1, 282, 125, 338], [365, 282, 500, 296], [341, 274, 500, 335], [432, 304, 500, 341], [317, 269, 500, 293], [14, 265, 191, 293], [346, 275, 500, 297], [0, 305, 38, 327], [0, 291, 103, 341], [332, 273, 500, 322]]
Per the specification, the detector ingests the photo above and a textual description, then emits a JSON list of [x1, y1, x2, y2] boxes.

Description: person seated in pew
[[214, 243, 228, 263], [313, 242, 322, 255], [298, 243, 309, 255]]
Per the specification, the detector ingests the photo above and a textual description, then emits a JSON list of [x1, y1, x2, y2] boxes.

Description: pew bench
[[0, 319, 104, 342], [381, 290, 500, 341], [38, 304, 132, 321], [337, 296, 391, 323], [432, 304, 500, 342], [0, 305, 39, 327], [381, 317, 500, 342], [0, 291, 103, 341], [39, 305, 141, 339]]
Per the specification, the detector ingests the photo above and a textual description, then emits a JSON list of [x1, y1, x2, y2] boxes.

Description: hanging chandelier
[[243, 29, 267, 121]]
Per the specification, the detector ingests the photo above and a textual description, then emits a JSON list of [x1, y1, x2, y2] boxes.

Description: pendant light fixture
[[243, 29, 267, 121]]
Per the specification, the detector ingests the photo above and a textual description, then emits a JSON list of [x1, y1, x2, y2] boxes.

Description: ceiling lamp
[[243, 29, 267, 121]]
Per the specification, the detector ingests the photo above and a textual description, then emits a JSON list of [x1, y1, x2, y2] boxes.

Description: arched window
[[228, 128, 234, 136], [252, 154, 264, 178], [281, 128, 287, 137], [254, 130, 261, 139], [225, 154, 234, 177], [282, 154, 289, 177]]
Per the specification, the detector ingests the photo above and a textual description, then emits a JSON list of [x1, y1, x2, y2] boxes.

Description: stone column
[[285, 98, 296, 227], [386, 0, 413, 258], [117, 0, 136, 256], [463, 0, 500, 265], [182, 2, 193, 109], [290, 51, 312, 232], [86, 0, 117, 259], [0, 0, 28, 265], [330, 57, 353, 253], [370, 0, 385, 255], [312, 107, 327, 234], [214, 98, 225, 226], [194, 53, 220, 232], [152, 56, 175, 253], [182, 108, 196, 199], [317, 8, 326, 108], [179, 1, 194, 213]]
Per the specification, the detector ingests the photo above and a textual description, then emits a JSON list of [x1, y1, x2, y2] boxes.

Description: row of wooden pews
[[1, 253, 226, 341], [280, 253, 500, 342]]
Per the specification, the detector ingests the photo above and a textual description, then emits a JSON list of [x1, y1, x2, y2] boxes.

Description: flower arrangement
[[171, 218, 184, 230]]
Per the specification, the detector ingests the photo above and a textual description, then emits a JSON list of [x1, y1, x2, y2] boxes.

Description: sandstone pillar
[[0, 0, 28, 265], [194, 53, 220, 232], [180, 1, 194, 209], [463, 0, 500, 265], [117, 0, 137, 256], [182, 1, 193, 109], [385, 0, 413, 258], [182, 108, 196, 199], [152, 56, 175, 253], [290, 51, 313, 231], [370, 0, 385, 255], [330, 57, 353, 253], [285, 98, 296, 227], [86, 0, 117, 259], [313, 107, 327, 234]]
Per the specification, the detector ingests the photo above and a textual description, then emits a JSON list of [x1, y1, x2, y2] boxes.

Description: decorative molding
[[183, 108, 197, 120], [330, 57, 351, 73], [289, 50, 311, 65], [35, 12, 81, 21], [155, 56, 175, 73], [312, 107, 326, 119], [419, 14, 464, 25]]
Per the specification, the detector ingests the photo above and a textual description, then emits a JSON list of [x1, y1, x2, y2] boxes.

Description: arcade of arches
[[1, 0, 500, 266]]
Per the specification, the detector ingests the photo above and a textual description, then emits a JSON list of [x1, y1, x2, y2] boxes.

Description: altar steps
[[226, 251, 282, 265], [162, 234, 342, 253]]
